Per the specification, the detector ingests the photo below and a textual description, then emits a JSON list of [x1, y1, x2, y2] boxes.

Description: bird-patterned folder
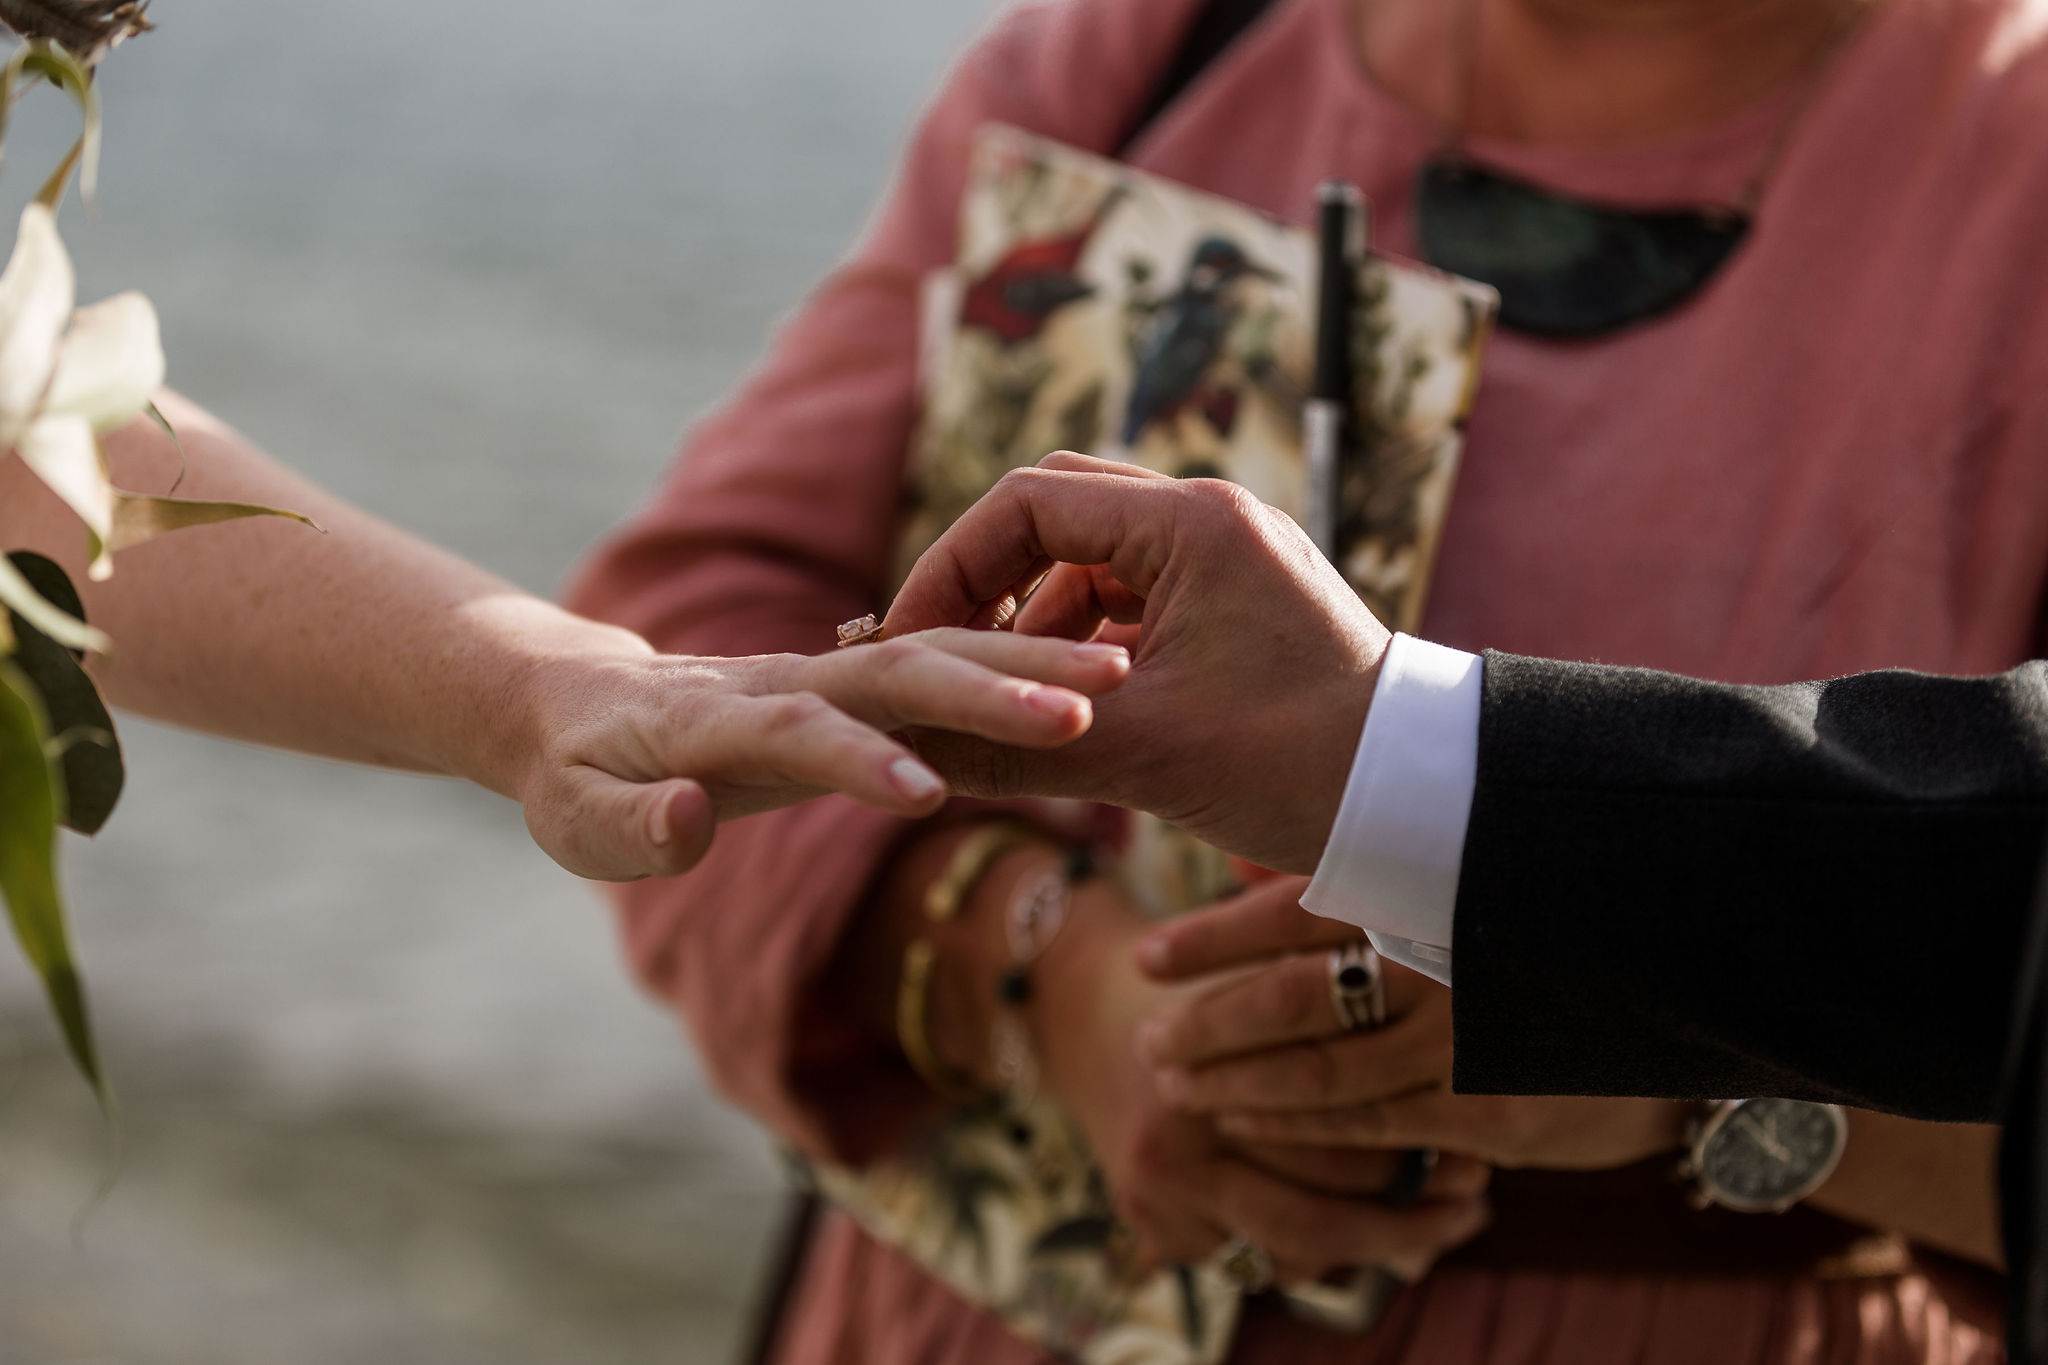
[[894, 124, 1497, 634], [815, 125, 1498, 1365]]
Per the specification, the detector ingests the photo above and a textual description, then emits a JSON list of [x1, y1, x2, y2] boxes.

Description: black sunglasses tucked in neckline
[[1415, 158, 1751, 339]]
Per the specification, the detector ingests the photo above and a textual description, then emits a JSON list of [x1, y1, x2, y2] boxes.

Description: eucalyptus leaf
[[108, 491, 324, 553], [0, 656, 103, 1097], [6, 551, 119, 832], [0, 544, 105, 652], [5, 545, 82, 634]]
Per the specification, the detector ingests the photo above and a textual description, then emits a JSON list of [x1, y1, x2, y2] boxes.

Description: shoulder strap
[[1115, 0, 1282, 157]]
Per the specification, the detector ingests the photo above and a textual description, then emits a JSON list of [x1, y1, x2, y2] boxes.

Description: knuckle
[[760, 691, 830, 734], [873, 637, 929, 680], [1183, 476, 1260, 521], [1150, 1010, 1193, 1061], [994, 466, 1048, 502]]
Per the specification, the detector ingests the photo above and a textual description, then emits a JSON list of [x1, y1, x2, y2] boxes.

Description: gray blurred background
[[0, 2, 996, 1360]]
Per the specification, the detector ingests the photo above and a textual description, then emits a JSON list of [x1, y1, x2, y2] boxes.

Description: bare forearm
[[0, 391, 645, 796], [1806, 1112, 2002, 1268]]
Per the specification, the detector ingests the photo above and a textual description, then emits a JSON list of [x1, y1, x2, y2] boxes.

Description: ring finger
[[800, 631, 1131, 746]]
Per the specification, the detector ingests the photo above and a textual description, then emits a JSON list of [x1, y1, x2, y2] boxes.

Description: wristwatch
[[1681, 1098, 1848, 1213]]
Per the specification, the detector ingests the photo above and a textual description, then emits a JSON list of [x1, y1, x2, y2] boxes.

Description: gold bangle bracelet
[[923, 819, 1043, 924], [897, 938, 980, 1100], [899, 821, 1056, 1100]]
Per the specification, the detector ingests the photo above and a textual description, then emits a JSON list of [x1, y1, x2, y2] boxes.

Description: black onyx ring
[[1328, 940, 1386, 1032]]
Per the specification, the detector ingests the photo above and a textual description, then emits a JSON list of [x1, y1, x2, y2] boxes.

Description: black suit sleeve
[[1450, 652, 2048, 1123]]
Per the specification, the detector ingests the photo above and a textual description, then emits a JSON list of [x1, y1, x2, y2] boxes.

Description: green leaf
[[0, 655, 103, 1098], [108, 492, 324, 554], [0, 544, 105, 653], [6, 552, 119, 833]]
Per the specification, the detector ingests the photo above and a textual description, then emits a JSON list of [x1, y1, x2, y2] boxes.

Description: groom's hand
[[885, 452, 1391, 874]]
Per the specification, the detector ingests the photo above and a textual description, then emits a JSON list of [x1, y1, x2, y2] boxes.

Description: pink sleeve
[[562, 0, 1202, 1163]]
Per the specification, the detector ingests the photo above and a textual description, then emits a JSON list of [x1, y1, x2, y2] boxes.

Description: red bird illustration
[[961, 186, 1127, 347]]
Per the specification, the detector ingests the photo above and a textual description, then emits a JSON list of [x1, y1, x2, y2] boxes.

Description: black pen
[[1304, 180, 1364, 561]]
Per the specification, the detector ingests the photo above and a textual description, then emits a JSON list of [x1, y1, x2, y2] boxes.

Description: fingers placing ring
[[1218, 1237, 1276, 1292], [1327, 940, 1387, 1032]]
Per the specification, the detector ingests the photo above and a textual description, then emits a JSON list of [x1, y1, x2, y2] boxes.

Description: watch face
[[1699, 1099, 1846, 1212]]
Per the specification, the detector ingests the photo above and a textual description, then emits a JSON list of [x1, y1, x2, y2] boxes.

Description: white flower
[[0, 202, 164, 582]]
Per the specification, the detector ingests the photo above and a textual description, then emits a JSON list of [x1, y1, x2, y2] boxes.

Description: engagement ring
[[836, 614, 887, 648]]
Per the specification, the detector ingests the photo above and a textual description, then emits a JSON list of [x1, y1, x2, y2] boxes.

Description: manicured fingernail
[[648, 790, 675, 849], [1075, 643, 1129, 665], [1024, 685, 1084, 718], [890, 758, 945, 802], [1135, 1019, 1171, 1064]]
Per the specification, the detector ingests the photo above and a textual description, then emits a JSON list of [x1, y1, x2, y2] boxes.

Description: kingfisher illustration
[[960, 185, 1127, 347], [1121, 235, 1282, 446]]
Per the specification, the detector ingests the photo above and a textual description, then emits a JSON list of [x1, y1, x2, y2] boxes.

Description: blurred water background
[[0, 2, 998, 1360]]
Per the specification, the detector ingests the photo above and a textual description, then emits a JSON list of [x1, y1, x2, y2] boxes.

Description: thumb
[[527, 768, 716, 882]]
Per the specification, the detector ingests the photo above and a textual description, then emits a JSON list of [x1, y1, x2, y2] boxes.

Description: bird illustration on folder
[[961, 186, 1126, 347], [1121, 234, 1283, 446]]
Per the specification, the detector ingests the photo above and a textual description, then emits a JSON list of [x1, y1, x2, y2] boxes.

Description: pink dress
[[566, 0, 2048, 1358]]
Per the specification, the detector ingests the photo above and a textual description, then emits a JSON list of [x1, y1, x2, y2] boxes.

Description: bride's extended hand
[[515, 628, 1129, 881]]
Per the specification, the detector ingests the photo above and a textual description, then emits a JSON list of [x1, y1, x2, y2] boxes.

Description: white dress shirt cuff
[[1301, 634, 1482, 986]]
